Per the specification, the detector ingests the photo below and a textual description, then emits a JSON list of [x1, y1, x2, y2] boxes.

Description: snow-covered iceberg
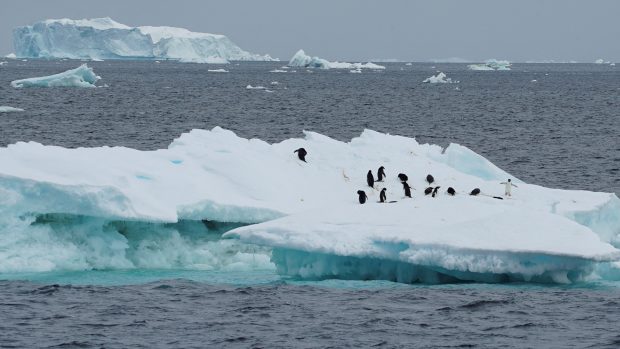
[[10, 64, 100, 88], [423, 72, 457, 84], [468, 59, 511, 71], [1, 128, 619, 282], [0, 106, 24, 113], [288, 49, 385, 70], [13, 17, 275, 63]]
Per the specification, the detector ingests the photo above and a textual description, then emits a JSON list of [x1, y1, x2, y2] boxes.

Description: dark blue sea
[[1, 60, 620, 348]]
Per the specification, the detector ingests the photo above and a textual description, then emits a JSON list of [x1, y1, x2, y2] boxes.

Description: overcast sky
[[1, 0, 619, 62]]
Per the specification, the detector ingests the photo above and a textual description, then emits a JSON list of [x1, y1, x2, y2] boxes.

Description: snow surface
[[288, 49, 385, 70], [0, 106, 24, 113], [13, 17, 275, 63], [468, 59, 511, 71], [1, 127, 619, 282], [10, 64, 100, 88], [423, 72, 458, 84]]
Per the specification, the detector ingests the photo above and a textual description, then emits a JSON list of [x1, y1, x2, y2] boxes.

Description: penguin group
[[292, 147, 512, 205]]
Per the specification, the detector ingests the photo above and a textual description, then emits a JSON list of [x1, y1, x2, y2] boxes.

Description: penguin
[[398, 173, 409, 182], [447, 187, 456, 196], [426, 174, 435, 185], [379, 188, 387, 203], [377, 166, 386, 182], [432, 186, 441, 197], [470, 188, 481, 196], [424, 187, 434, 196], [294, 148, 307, 162], [357, 190, 368, 204], [367, 170, 375, 188], [403, 182, 412, 198]]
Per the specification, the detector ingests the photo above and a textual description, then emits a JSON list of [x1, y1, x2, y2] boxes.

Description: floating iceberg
[[246, 85, 266, 90], [1, 128, 619, 282], [0, 106, 24, 113], [5, 53, 16, 59], [288, 49, 385, 70], [423, 72, 458, 84], [468, 59, 511, 71], [208, 69, 229, 73], [13, 17, 275, 63], [11, 64, 100, 88]]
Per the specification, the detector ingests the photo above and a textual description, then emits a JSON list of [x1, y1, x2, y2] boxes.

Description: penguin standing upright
[[357, 190, 368, 204], [294, 148, 307, 162], [379, 188, 387, 203], [403, 182, 412, 198], [377, 166, 386, 182], [432, 186, 441, 197], [367, 170, 375, 188]]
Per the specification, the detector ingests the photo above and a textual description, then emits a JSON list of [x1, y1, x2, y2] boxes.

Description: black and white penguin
[[398, 173, 409, 182], [377, 166, 386, 182], [426, 174, 435, 185], [424, 187, 434, 196], [357, 190, 368, 204], [447, 187, 456, 196], [403, 182, 412, 198], [367, 170, 375, 188], [294, 148, 307, 162], [379, 188, 387, 203], [432, 186, 441, 197], [470, 188, 481, 196]]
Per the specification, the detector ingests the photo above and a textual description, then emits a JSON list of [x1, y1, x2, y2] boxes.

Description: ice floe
[[10, 64, 100, 88]]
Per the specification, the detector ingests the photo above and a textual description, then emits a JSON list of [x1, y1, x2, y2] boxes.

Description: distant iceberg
[[288, 49, 385, 70], [11, 64, 100, 88], [0, 106, 24, 113], [208, 69, 229, 73], [423, 72, 458, 84], [13, 17, 276, 63], [468, 59, 511, 71]]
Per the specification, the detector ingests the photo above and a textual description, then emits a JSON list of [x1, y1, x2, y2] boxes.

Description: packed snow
[[0, 106, 24, 113], [1, 127, 619, 283], [288, 49, 385, 70], [10, 64, 100, 88], [468, 59, 511, 71], [13, 17, 275, 63], [423, 72, 458, 84]]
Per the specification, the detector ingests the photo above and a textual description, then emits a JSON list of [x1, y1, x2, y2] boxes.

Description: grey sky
[[1, 0, 619, 62]]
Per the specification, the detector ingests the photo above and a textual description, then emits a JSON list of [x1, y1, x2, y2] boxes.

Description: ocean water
[[1, 60, 620, 348]]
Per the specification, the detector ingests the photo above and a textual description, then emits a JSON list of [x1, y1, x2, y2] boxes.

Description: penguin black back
[[357, 190, 368, 204], [367, 170, 375, 188], [398, 173, 408, 182], [447, 187, 456, 196], [470, 188, 481, 196], [294, 148, 307, 162], [403, 182, 412, 198], [424, 187, 434, 195], [377, 166, 386, 182], [432, 186, 441, 197], [426, 174, 435, 185], [379, 188, 387, 203]]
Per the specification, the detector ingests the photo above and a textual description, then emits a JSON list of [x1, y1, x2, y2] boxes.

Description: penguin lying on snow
[[294, 148, 307, 162], [357, 190, 368, 204], [426, 174, 435, 185], [447, 187, 456, 196], [424, 187, 434, 196], [470, 188, 481, 196]]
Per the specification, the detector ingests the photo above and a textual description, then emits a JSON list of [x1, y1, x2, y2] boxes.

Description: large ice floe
[[0, 106, 25, 113], [11, 64, 100, 88], [12, 17, 275, 63], [468, 59, 512, 71], [288, 49, 385, 70], [1, 127, 619, 283]]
